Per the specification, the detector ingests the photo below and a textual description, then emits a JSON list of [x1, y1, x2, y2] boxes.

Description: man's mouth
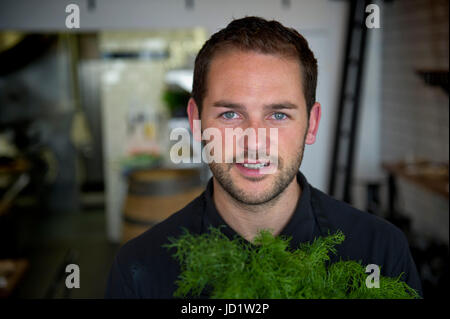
[[234, 160, 274, 177], [240, 162, 270, 170]]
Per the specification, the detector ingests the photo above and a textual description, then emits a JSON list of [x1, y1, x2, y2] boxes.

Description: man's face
[[191, 50, 319, 205]]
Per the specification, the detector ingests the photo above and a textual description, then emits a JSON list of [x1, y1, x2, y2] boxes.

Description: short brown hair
[[192, 16, 318, 115]]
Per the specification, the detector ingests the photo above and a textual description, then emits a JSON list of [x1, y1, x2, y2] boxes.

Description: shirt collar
[[201, 171, 318, 248]]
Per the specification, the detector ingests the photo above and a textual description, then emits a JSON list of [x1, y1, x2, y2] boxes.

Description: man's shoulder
[[309, 186, 411, 269], [309, 186, 422, 295], [106, 192, 206, 298], [310, 186, 405, 241]]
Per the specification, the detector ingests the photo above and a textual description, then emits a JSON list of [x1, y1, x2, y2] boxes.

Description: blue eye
[[272, 112, 287, 120], [222, 111, 238, 120]]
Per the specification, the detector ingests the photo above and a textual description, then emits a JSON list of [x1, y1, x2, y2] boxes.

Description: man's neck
[[212, 177, 301, 243]]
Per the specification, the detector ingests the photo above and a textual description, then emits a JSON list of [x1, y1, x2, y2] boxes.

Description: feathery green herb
[[164, 227, 419, 299]]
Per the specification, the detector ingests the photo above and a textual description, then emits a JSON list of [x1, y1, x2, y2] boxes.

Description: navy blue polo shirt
[[105, 172, 423, 298]]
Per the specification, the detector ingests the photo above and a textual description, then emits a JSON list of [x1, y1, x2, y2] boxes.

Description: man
[[105, 16, 422, 298]]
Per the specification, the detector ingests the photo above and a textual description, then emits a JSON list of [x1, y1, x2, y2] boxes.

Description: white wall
[[1, 0, 349, 242], [1, 0, 346, 34], [353, 2, 383, 211]]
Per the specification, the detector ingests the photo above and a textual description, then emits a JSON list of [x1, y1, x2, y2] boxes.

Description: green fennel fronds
[[164, 227, 420, 299]]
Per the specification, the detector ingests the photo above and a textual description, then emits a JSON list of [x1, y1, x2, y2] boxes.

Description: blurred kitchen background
[[0, 0, 447, 298]]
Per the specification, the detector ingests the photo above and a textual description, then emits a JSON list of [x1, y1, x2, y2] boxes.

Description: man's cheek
[[223, 133, 237, 164]]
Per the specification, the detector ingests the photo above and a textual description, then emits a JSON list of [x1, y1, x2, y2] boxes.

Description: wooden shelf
[[416, 69, 449, 95], [383, 160, 449, 198], [0, 259, 29, 298]]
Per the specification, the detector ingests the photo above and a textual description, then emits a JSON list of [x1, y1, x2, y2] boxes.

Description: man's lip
[[236, 160, 270, 164]]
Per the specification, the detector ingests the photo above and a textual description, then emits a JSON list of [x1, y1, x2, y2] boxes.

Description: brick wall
[[382, 0, 449, 243]]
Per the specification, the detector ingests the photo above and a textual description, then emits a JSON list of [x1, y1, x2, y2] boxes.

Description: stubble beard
[[208, 136, 306, 207]]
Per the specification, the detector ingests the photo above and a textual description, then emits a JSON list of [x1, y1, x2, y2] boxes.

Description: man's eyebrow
[[213, 101, 298, 110], [263, 102, 298, 110], [213, 101, 246, 110]]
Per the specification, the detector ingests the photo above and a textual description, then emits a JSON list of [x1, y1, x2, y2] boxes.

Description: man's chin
[[228, 171, 279, 204], [209, 161, 291, 205], [224, 185, 276, 205]]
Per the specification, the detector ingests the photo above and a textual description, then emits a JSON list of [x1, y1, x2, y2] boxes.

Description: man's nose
[[240, 120, 270, 154]]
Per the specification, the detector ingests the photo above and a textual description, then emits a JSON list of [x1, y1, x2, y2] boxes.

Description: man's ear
[[305, 102, 321, 145], [187, 98, 202, 142]]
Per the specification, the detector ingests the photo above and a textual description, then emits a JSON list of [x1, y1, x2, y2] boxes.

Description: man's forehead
[[207, 51, 301, 87], [203, 51, 304, 106]]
